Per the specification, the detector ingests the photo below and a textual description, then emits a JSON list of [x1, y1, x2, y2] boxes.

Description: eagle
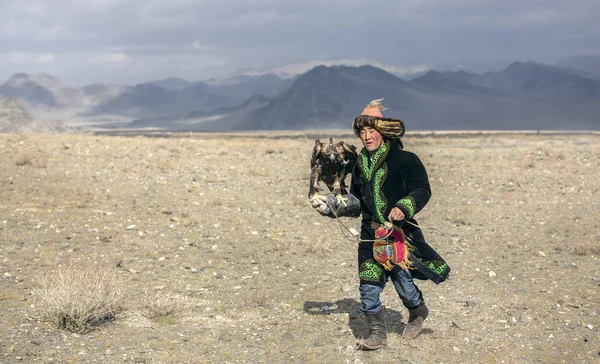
[[309, 138, 358, 206]]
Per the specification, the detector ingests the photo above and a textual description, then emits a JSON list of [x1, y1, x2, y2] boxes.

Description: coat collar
[[357, 140, 390, 181]]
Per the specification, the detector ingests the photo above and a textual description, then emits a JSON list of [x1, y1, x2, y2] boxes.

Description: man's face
[[359, 127, 383, 154]]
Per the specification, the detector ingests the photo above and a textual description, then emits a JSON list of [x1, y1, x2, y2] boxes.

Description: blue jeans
[[359, 267, 422, 315]]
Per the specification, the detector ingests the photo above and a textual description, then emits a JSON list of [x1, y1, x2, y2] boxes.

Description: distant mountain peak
[[556, 54, 600, 77], [204, 73, 284, 87], [420, 70, 443, 78], [145, 77, 191, 90], [234, 64, 416, 131], [506, 61, 543, 70], [503, 61, 589, 79], [5, 73, 36, 87], [410, 69, 487, 94], [299, 64, 407, 84], [4, 72, 63, 89], [210, 59, 430, 83]]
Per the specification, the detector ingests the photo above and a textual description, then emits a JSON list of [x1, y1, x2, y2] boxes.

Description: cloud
[[95, 52, 132, 66], [0, 0, 598, 84], [5, 52, 56, 64]]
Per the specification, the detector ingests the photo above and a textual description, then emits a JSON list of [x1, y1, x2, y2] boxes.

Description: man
[[311, 99, 450, 350]]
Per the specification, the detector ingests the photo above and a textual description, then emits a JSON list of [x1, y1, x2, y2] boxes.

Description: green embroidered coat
[[350, 141, 450, 286]]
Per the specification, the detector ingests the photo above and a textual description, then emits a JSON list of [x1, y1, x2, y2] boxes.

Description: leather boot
[[357, 306, 387, 350], [403, 301, 429, 339]]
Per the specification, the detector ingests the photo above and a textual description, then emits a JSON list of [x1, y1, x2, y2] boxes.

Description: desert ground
[[0, 131, 599, 363]]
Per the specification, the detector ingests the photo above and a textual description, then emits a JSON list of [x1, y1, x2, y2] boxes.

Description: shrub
[[141, 290, 180, 320], [250, 289, 269, 308], [305, 236, 333, 254], [32, 263, 124, 333], [15, 156, 32, 166], [572, 242, 600, 256]]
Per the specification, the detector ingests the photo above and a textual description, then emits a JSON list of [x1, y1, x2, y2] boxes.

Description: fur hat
[[352, 98, 405, 148]]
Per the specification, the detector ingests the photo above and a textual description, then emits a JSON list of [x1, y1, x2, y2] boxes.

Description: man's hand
[[310, 194, 337, 216], [388, 207, 405, 222]]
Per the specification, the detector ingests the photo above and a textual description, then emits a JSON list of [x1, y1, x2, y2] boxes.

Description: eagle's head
[[324, 138, 340, 162]]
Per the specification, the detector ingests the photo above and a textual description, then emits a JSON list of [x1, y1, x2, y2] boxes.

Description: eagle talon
[[336, 194, 348, 208]]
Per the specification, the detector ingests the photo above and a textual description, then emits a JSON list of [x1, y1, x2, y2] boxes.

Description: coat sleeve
[[349, 164, 363, 201], [395, 152, 431, 220]]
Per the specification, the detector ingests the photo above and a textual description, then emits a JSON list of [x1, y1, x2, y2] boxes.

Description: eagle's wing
[[309, 140, 325, 198], [310, 139, 323, 168], [337, 141, 358, 175]]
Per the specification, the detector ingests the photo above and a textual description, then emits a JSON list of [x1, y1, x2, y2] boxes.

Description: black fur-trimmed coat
[[350, 141, 450, 286]]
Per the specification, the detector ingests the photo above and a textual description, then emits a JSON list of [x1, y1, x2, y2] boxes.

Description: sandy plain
[[0, 131, 599, 363]]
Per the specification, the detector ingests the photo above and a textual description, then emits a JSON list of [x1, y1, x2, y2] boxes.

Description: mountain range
[[1, 55, 599, 132]]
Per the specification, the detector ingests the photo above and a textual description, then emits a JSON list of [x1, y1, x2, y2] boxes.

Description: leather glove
[[310, 193, 361, 218], [309, 194, 338, 216]]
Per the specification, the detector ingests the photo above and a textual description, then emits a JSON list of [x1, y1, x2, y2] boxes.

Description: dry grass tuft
[[141, 290, 180, 320], [305, 236, 333, 254], [337, 339, 364, 364], [15, 156, 32, 166], [156, 160, 176, 171], [572, 241, 600, 256], [250, 289, 269, 308], [32, 263, 124, 333]]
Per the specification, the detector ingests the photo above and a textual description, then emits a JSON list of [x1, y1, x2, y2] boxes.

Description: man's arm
[[394, 152, 431, 221]]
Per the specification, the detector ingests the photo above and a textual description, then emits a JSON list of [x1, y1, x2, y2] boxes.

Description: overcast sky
[[1, 0, 598, 85]]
